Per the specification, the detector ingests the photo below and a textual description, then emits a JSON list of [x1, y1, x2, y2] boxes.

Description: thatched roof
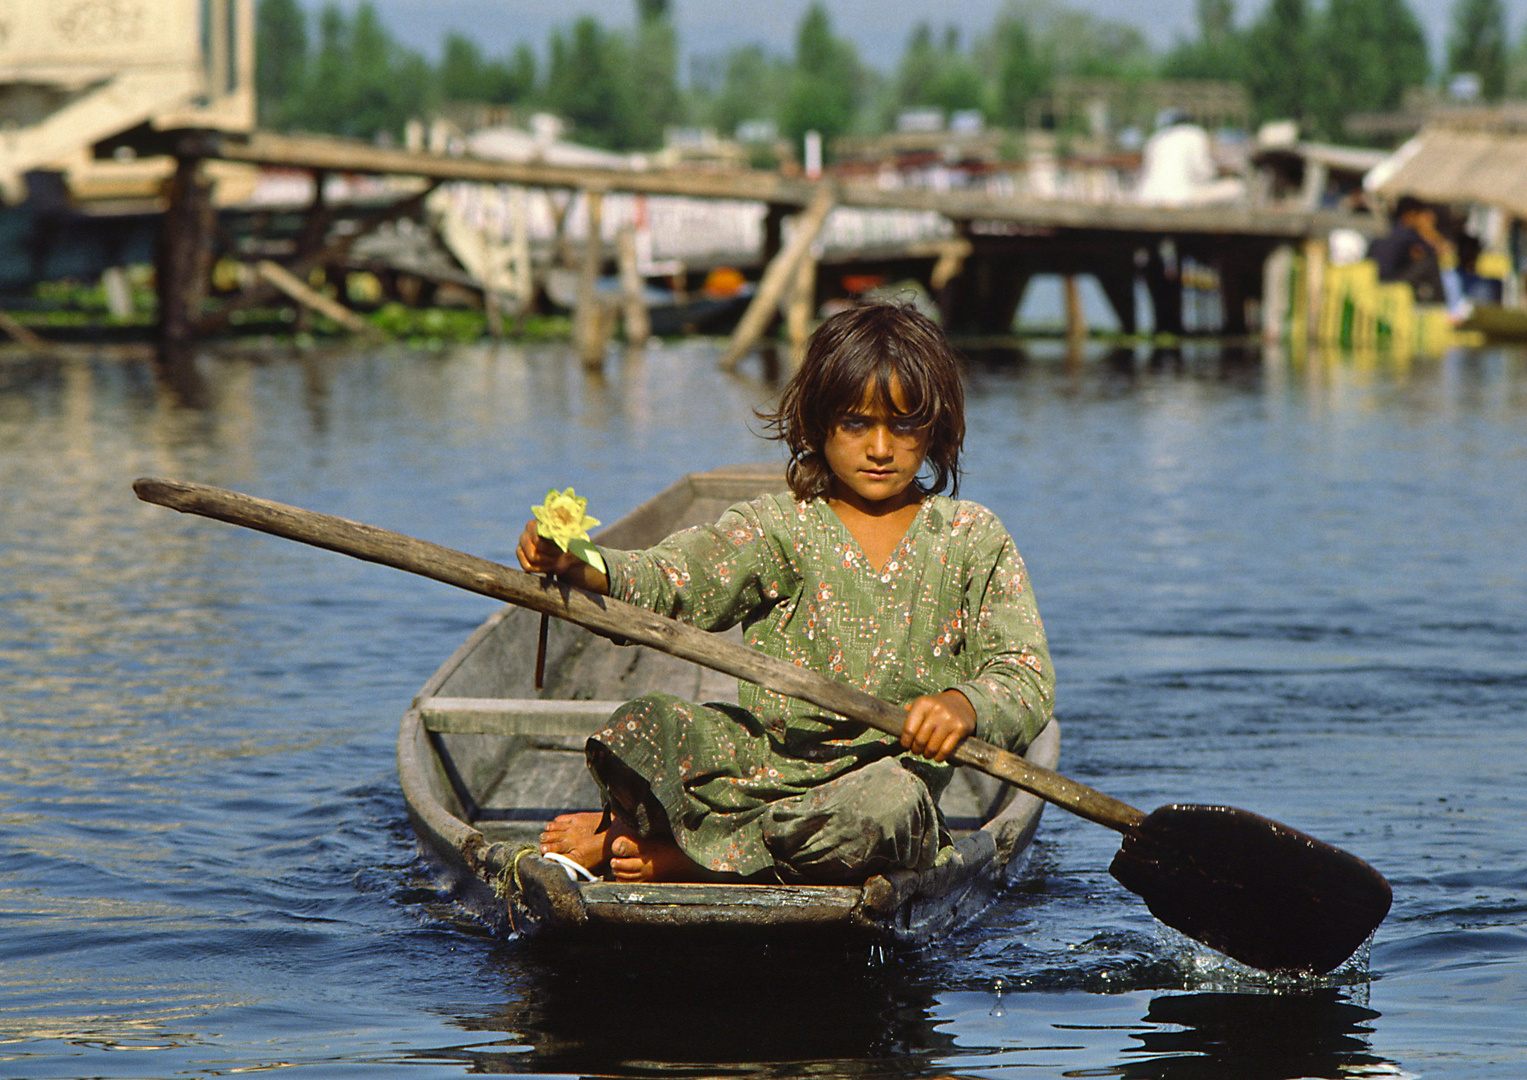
[[1367, 123, 1527, 218]]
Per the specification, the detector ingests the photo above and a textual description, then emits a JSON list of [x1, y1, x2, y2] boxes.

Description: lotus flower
[[532, 488, 606, 574]]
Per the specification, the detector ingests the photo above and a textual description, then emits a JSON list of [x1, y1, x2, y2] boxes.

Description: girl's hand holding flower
[[516, 488, 610, 594]]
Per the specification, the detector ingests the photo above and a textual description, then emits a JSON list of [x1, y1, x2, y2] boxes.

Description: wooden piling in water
[[721, 185, 835, 371], [156, 152, 215, 369], [616, 224, 650, 347], [784, 249, 817, 370], [575, 190, 610, 370]]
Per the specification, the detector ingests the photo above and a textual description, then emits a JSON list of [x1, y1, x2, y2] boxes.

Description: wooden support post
[[721, 185, 835, 372], [1095, 261, 1138, 336], [1219, 251, 1253, 337], [256, 260, 383, 337], [1144, 242, 1184, 337], [156, 153, 216, 367], [1303, 236, 1326, 345], [783, 249, 817, 370], [295, 169, 332, 263], [762, 203, 787, 264], [929, 238, 971, 292], [1064, 274, 1087, 344], [575, 189, 608, 370], [616, 224, 650, 347]]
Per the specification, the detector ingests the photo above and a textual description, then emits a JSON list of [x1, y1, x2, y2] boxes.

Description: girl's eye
[[890, 419, 922, 436], [838, 416, 871, 432]]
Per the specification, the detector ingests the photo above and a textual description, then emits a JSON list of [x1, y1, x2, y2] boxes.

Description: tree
[[283, 2, 429, 141], [1161, 0, 1245, 82], [980, 14, 1050, 129], [543, 17, 638, 148], [894, 25, 984, 118], [894, 24, 943, 113], [628, 0, 684, 147], [694, 44, 791, 139], [1199, 0, 1235, 44], [255, 0, 308, 128], [439, 32, 491, 103], [1312, 0, 1428, 136], [781, 3, 861, 145], [1241, 0, 1314, 126], [1446, 0, 1508, 100], [438, 34, 536, 105]]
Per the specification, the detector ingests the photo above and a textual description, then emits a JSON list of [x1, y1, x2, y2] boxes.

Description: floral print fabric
[[591, 492, 1054, 877]]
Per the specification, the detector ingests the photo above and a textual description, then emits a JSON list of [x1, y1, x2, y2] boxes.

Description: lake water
[[1, 334, 1523, 1078]]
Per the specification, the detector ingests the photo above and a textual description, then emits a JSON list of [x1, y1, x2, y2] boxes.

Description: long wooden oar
[[132, 477, 1391, 974]]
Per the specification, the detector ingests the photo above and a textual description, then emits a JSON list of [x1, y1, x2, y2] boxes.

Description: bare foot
[[608, 829, 707, 882], [540, 811, 613, 872]]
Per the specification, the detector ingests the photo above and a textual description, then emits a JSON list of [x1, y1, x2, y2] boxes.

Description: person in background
[[1369, 195, 1449, 305]]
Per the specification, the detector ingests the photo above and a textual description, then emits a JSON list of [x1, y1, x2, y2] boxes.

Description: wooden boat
[[397, 462, 1061, 945], [542, 266, 755, 337], [1458, 302, 1527, 342]]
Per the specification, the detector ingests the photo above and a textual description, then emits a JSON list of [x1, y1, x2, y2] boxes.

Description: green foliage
[[255, 0, 307, 128], [894, 25, 985, 117], [263, 1, 432, 140], [543, 17, 638, 149], [979, 16, 1051, 128], [439, 33, 535, 105], [628, 14, 684, 147], [1314, 0, 1429, 134], [694, 44, 791, 139], [780, 3, 861, 144], [1447, 0, 1509, 100], [1242, 0, 1315, 126], [249, 0, 1438, 160], [1161, 0, 1245, 81]]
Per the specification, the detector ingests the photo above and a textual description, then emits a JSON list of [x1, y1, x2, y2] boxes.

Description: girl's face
[[823, 376, 930, 512]]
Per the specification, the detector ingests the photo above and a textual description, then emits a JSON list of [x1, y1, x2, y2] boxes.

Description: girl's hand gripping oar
[[131, 477, 1392, 974]]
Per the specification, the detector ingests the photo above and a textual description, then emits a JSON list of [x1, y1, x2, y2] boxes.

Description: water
[[1, 336, 1524, 1078]]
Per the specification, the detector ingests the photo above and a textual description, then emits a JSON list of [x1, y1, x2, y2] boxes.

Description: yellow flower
[[531, 488, 606, 574]]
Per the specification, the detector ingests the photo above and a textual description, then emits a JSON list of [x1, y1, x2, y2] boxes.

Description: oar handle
[[132, 477, 1147, 834]]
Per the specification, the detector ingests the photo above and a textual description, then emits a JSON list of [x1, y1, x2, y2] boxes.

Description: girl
[[517, 301, 1053, 884]]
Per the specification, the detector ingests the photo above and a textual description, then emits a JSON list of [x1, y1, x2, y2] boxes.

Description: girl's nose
[[869, 425, 893, 457]]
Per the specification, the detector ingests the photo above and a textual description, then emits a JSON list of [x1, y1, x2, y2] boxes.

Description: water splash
[[1156, 921, 1376, 997]]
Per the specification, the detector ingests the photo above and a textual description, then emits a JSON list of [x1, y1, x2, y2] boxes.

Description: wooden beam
[[174, 129, 1382, 241], [255, 260, 382, 337], [0, 309, 55, 353], [721, 184, 836, 371], [416, 697, 624, 736], [193, 182, 438, 336], [185, 129, 816, 207]]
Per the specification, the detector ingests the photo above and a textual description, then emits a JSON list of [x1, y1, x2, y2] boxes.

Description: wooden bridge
[[144, 127, 1379, 367]]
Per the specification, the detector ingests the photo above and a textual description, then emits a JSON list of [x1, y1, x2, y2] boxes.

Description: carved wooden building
[[0, 0, 253, 202]]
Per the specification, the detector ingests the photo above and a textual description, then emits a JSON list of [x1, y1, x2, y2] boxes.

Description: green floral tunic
[[593, 491, 1054, 878]]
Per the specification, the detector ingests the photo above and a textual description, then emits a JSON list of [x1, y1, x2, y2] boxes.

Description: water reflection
[[435, 938, 1395, 1080], [453, 936, 948, 1075], [1115, 991, 1391, 1080]]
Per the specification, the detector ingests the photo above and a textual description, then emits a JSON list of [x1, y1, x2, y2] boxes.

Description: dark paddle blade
[[1109, 804, 1392, 975]]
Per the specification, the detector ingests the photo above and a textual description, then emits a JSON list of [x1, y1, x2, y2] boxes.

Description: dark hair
[[1394, 195, 1429, 223], [758, 301, 965, 500]]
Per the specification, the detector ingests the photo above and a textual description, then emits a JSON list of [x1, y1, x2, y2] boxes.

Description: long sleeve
[[947, 506, 1055, 753], [600, 496, 801, 633]]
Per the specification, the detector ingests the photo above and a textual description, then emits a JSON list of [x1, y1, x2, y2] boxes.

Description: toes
[[609, 834, 639, 858]]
